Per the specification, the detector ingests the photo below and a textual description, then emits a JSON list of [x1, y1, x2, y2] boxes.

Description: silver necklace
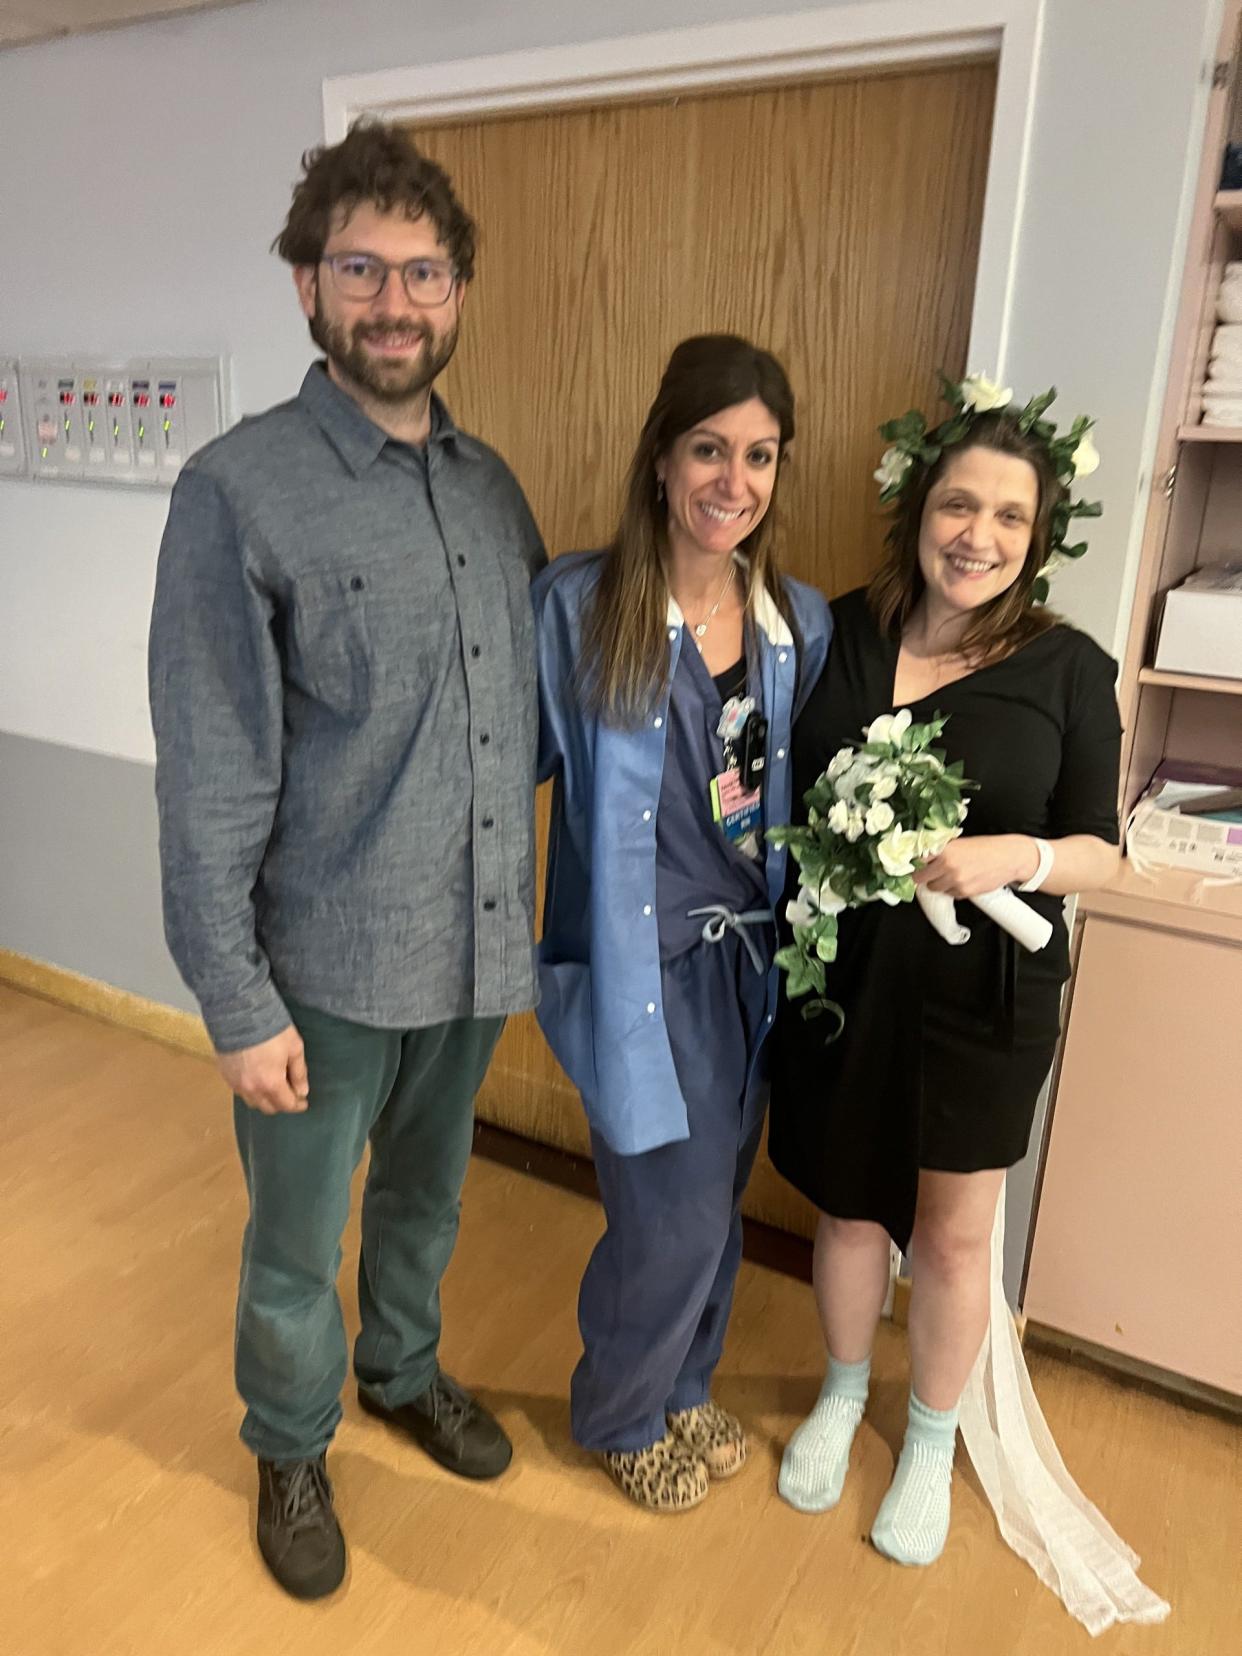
[[690, 563, 736, 647]]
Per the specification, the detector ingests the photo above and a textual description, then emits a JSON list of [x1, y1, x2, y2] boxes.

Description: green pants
[[233, 998, 503, 1462]]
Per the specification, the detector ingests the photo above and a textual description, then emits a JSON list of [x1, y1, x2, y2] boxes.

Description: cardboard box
[[1129, 760, 1242, 877], [1154, 565, 1242, 678]]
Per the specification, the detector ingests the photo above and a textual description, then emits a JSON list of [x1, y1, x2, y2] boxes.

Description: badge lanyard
[[710, 692, 766, 847]]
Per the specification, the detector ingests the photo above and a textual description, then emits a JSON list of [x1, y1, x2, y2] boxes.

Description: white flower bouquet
[[769, 709, 970, 1028], [771, 709, 1055, 1035]]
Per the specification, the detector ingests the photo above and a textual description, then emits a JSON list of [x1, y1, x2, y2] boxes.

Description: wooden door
[[410, 60, 996, 1235]]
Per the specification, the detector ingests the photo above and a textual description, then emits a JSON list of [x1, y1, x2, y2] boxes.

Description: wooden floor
[[2, 984, 1238, 1656]]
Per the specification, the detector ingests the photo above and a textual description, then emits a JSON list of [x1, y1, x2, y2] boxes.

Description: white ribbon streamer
[[959, 1185, 1172, 1635], [916, 884, 1054, 952]]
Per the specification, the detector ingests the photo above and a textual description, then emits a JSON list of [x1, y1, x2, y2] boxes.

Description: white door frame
[[321, 0, 1044, 376]]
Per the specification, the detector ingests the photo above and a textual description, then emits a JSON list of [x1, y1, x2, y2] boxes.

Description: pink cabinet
[[1024, 914, 1242, 1394]]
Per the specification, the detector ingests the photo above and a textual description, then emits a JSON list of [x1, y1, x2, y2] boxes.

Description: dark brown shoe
[[256, 1454, 346, 1600], [358, 1370, 512, 1480]]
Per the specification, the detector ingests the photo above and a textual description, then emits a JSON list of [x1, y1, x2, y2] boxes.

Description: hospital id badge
[[710, 767, 762, 843]]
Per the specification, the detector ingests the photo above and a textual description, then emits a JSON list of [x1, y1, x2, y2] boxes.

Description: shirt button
[[777, 748, 786, 760], [668, 628, 677, 641], [643, 904, 652, 916], [646, 1002, 656, 1015], [457, 554, 466, 568], [642, 809, 652, 822], [483, 898, 497, 912], [766, 1013, 774, 1025], [350, 575, 365, 592], [471, 645, 481, 658], [654, 716, 663, 729], [482, 816, 495, 829], [778, 650, 789, 664], [480, 733, 491, 745]]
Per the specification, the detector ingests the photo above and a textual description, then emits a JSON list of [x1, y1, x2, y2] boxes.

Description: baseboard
[[1023, 1321, 1241, 1420], [0, 948, 213, 1059]]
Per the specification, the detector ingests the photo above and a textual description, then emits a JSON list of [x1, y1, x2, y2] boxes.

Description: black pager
[[739, 713, 768, 791]]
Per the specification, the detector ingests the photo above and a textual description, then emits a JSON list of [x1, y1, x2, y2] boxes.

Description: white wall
[[0, 0, 1219, 766], [1001, 0, 1220, 655]]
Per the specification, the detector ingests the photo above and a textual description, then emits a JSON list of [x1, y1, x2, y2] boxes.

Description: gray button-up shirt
[[149, 363, 545, 1051]]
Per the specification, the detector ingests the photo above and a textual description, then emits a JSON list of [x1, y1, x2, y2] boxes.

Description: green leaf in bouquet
[[802, 998, 846, 1040], [775, 945, 822, 1000]]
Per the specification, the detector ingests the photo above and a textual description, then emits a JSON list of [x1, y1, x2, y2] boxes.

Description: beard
[[309, 292, 459, 404]]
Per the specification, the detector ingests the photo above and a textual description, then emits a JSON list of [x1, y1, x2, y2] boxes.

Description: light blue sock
[[778, 1355, 871, 1513], [870, 1391, 958, 1566]]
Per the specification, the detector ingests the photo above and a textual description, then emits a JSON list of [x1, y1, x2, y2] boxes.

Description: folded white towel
[[1201, 396, 1242, 426], [1213, 322, 1242, 343]]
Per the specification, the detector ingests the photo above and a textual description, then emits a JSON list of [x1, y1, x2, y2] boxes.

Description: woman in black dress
[[768, 393, 1122, 1567]]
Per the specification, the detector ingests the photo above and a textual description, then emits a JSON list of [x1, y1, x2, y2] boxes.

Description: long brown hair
[[582, 334, 796, 724], [868, 410, 1064, 662]]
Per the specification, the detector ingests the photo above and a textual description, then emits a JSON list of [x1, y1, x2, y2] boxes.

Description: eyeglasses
[[320, 252, 457, 308]]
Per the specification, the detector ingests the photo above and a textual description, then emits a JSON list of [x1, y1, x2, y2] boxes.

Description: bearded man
[[148, 122, 544, 1599]]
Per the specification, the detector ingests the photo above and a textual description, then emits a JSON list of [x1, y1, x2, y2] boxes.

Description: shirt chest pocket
[[289, 559, 446, 715]]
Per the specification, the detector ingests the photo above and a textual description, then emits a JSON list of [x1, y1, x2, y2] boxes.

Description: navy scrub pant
[[570, 932, 770, 1452]]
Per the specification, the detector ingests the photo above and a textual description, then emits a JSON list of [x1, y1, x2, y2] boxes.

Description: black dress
[[767, 588, 1122, 1251]]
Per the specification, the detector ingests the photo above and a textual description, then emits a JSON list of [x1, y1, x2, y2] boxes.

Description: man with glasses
[[149, 123, 544, 1599]]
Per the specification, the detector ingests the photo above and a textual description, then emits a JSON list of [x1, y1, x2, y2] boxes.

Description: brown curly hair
[[273, 120, 477, 281]]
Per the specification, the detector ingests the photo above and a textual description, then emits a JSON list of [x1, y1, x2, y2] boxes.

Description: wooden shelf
[[1138, 667, 1242, 695], [1214, 188, 1242, 231], [1081, 858, 1242, 947], [1178, 423, 1242, 442]]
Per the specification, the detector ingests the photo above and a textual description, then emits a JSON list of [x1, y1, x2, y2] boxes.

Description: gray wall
[[0, 731, 195, 1011]]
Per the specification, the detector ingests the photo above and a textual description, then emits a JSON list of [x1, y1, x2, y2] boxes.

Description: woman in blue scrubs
[[533, 335, 831, 1511]]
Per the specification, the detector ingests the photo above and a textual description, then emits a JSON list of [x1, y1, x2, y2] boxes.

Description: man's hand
[[217, 1025, 309, 1115]]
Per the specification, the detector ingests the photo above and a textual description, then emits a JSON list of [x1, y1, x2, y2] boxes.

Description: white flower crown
[[872, 372, 1102, 604]]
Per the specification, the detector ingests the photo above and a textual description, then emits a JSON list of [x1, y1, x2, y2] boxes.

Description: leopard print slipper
[[667, 1401, 748, 1480], [601, 1430, 710, 1512]]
